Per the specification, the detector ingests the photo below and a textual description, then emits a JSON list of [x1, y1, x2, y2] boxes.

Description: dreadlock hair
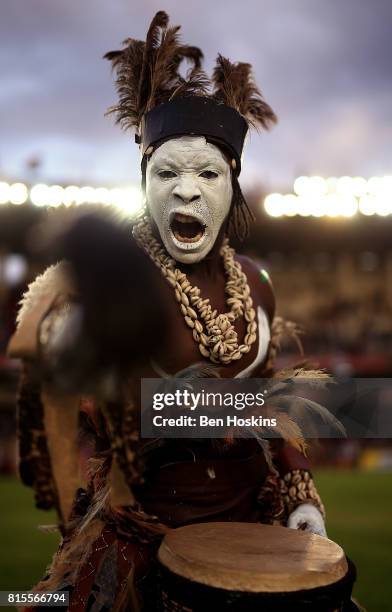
[[228, 174, 255, 243]]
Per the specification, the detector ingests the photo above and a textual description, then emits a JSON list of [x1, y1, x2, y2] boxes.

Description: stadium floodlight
[[324, 194, 342, 218], [30, 184, 50, 207], [326, 177, 337, 194], [296, 195, 313, 217], [124, 187, 144, 216], [282, 194, 297, 217], [77, 186, 96, 205], [63, 186, 80, 206], [309, 176, 327, 196], [351, 177, 368, 197], [311, 197, 327, 218], [293, 176, 309, 197], [293, 176, 326, 198], [359, 195, 376, 216], [367, 177, 383, 196], [383, 175, 392, 197], [0, 181, 10, 204], [9, 182, 28, 205], [47, 185, 64, 207], [339, 195, 358, 217], [264, 193, 284, 217], [94, 187, 111, 205], [109, 187, 125, 207], [336, 176, 354, 197], [374, 197, 391, 217]]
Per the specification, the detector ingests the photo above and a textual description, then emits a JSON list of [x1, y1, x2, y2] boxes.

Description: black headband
[[137, 96, 248, 175]]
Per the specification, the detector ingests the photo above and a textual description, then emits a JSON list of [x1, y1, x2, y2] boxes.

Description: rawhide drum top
[[157, 522, 356, 611]]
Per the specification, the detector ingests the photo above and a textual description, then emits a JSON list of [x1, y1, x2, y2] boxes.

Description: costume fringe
[[17, 365, 58, 513], [16, 262, 70, 329]]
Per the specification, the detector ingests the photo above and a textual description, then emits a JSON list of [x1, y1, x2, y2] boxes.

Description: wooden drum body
[[157, 522, 356, 611]]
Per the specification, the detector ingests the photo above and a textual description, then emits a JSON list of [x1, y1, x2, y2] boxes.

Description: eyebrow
[[151, 154, 227, 171]]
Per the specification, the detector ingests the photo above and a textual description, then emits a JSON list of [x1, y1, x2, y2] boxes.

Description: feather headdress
[[104, 11, 277, 146]]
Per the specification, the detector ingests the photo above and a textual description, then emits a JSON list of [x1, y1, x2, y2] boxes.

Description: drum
[[157, 522, 357, 611]]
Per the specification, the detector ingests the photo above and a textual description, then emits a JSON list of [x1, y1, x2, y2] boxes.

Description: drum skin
[[157, 522, 357, 611]]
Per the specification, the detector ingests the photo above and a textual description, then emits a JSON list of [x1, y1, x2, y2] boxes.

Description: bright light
[[359, 195, 376, 216], [367, 177, 383, 196], [296, 196, 313, 217], [383, 176, 392, 197], [282, 194, 297, 217], [326, 177, 337, 193], [265, 175, 392, 219], [108, 187, 144, 215], [9, 183, 28, 205], [63, 186, 80, 206], [264, 193, 284, 217], [47, 185, 64, 207], [325, 194, 342, 217], [375, 197, 392, 217], [77, 186, 96, 205], [0, 181, 10, 204], [293, 176, 309, 197], [311, 198, 327, 218], [293, 176, 327, 197], [340, 195, 358, 217], [3, 254, 28, 286], [336, 176, 354, 197], [94, 187, 111, 205], [124, 187, 144, 216], [309, 176, 327, 196], [30, 184, 50, 207], [109, 188, 126, 207], [352, 176, 367, 197]]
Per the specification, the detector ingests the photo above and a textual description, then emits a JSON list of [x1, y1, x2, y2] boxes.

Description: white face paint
[[145, 136, 233, 264]]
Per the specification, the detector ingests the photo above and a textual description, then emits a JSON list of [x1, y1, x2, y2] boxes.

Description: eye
[[158, 170, 177, 179], [199, 170, 218, 179]]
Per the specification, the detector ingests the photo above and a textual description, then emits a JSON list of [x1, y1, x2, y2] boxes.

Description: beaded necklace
[[133, 217, 256, 364]]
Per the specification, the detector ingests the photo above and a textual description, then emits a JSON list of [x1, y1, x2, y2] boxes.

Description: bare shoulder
[[236, 254, 275, 324]]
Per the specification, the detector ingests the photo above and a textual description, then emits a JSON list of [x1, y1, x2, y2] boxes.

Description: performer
[[9, 11, 328, 611]]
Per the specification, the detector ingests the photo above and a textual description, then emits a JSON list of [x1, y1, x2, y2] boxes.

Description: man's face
[[145, 136, 233, 264]]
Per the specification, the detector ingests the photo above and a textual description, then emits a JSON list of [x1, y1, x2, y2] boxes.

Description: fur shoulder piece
[[8, 262, 74, 360], [17, 262, 72, 329]]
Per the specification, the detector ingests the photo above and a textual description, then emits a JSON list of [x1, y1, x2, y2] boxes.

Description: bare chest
[[146, 266, 270, 378]]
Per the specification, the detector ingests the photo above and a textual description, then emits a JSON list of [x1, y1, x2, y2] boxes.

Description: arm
[[240, 256, 327, 536]]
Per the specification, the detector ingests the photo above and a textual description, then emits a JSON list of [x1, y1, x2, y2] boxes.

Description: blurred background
[[1, 1, 392, 609]]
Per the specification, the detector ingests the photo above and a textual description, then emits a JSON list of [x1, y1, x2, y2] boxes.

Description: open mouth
[[170, 213, 206, 243]]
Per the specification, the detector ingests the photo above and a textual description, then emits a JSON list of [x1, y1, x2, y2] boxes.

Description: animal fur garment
[[104, 11, 277, 135]]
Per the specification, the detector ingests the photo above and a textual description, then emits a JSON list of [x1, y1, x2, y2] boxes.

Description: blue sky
[[1, 0, 391, 190]]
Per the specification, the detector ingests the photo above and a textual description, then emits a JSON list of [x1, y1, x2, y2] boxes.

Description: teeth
[[174, 213, 198, 224]]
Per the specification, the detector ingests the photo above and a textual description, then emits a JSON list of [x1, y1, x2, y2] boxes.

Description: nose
[[172, 176, 201, 204]]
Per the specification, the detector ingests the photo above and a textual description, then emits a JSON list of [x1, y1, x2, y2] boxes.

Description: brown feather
[[169, 68, 210, 100], [147, 24, 182, 110], [105, 12, 275, 136], [212, 54, 277, 129], [175, 45, 204, 72], [104, 39, 145, 130], [137, 11, 169, 117]]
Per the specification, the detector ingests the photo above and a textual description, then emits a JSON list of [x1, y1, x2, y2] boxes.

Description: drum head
[[158, 522, 348, 593]]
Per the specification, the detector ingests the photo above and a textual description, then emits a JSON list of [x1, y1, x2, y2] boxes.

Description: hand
[[287, 503, 327, 537]]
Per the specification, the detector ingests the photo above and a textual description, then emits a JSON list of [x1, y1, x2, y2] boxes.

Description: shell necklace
[[132, 216, 257, 364]]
